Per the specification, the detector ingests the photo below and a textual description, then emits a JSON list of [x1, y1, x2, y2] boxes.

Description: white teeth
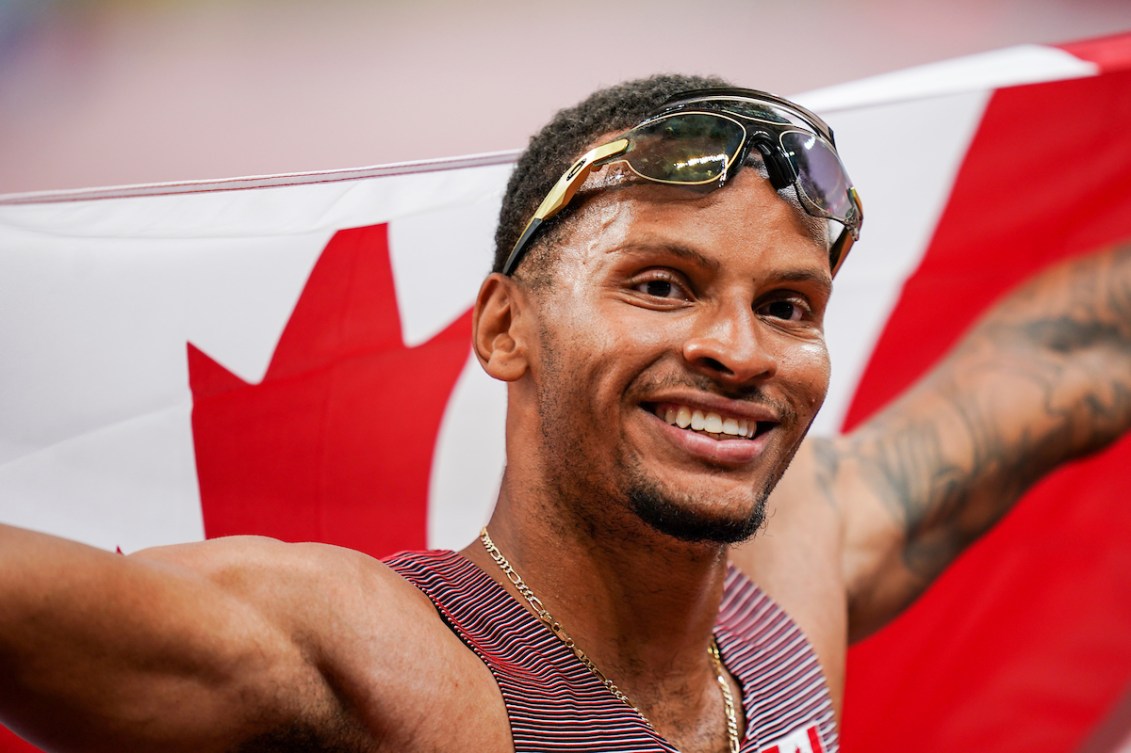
[[659, 404, 761, 439]]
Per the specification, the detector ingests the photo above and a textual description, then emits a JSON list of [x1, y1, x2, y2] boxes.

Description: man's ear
[[472, 273, 529, 382]]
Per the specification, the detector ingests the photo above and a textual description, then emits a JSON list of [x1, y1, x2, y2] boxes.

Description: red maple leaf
[[188, 223, 472, 558]]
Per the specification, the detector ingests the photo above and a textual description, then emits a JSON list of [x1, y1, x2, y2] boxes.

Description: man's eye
[[760, 299, 805, 321], [633, 276, 688, 300]]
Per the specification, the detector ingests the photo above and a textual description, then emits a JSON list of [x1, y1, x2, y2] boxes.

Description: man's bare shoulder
[[131, 537, 511, 752], [132, 537, 430, 614]]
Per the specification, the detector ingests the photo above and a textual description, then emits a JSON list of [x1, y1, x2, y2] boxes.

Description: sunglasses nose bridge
[[747, 137, 796, 192]]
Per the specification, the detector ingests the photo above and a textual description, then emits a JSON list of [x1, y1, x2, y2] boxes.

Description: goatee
[[627, 479, 768, 544]]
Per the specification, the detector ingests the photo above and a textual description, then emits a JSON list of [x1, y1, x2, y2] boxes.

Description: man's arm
[[831, 244, 1131, 639], [0, 526, 385, 753]]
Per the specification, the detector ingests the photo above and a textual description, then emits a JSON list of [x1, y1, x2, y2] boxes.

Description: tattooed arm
[[835, 244, 1131, 640]]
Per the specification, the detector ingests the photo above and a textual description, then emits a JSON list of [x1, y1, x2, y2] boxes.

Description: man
[[1, 75, 1129, 753]]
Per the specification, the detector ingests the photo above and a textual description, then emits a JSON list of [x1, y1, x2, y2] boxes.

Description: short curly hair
[[492, 73, 732, 278]]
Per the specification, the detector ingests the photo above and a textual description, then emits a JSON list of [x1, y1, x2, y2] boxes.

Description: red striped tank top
[[384, 550, 837, 753]]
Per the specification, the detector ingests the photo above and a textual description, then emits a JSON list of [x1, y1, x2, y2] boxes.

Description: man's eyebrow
[[774, 268, 833, 296], [611, 241, 722, 272]]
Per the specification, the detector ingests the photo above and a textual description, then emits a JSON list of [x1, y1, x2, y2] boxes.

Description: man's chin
[[627, 484, 767, 545]]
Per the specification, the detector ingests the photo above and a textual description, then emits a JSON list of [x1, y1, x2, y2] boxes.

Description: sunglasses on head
[[501, 87, 863, 277]]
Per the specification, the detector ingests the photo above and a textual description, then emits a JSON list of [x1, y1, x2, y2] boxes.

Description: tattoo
[[849, 246, 1131, 585], [808, 435, 842, 511]]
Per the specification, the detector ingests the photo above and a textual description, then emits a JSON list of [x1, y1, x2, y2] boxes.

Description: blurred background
[[2, 0, 1131, 195]]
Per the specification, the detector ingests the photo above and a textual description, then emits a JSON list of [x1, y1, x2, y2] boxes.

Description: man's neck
[[461, 489, 732, 701]]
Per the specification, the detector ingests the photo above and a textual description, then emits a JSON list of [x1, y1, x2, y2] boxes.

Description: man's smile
[[639, 399, 782, 466], [644, 400, 780, 439]]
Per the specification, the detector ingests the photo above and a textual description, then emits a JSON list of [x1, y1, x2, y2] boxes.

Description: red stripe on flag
[[843, 70, 1131, 429], [1057, 30, 1131, 74], [842, 65, 1131, 753]]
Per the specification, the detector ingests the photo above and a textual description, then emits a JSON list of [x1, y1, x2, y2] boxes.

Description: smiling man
[[485, 167, 832, 540], [1, 75, 1130, 753]]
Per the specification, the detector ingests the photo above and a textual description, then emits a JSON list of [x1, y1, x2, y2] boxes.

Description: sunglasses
[[501, 87, 863, 277]]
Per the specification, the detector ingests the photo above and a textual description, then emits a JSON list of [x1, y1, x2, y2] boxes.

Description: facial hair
[[532, 312, 804, 547], [626, 477, 768, 544], [620, 448, 783, 544], [618, 375, 802, 545], [535, 356, 791, 547]]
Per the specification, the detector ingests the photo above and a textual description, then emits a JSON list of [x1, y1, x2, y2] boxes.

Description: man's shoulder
[[133, 538, 505, 750], [131, 536, 441, 631]]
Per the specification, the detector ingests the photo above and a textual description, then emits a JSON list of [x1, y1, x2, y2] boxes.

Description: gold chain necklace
[[480, 528, 741, 753]]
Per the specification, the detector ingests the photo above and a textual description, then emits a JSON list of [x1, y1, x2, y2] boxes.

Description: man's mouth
[[645, 402, 776, 441]]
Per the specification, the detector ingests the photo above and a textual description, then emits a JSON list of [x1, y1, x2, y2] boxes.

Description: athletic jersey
[[385, 550, 838, 753]]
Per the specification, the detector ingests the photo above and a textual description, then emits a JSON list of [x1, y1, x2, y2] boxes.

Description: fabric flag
[[1, 31, 1130, 753]]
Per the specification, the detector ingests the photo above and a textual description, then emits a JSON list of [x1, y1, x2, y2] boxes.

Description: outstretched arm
[[0, 527, 389, 753], [831, 244, 1131, 639]]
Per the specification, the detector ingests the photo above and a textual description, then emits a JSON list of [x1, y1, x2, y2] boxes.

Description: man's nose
[[681, 300, 778, 384]]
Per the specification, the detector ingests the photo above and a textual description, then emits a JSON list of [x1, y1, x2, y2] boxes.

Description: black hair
[[492, 74, 732, 279]]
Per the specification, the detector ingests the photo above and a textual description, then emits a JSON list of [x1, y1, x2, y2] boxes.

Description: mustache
[[631, 372, 799, 425]]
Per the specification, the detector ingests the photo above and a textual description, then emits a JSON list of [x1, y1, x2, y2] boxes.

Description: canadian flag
[[1, 32, 1130, 753]]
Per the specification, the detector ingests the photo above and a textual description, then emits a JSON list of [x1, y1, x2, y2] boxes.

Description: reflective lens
[[779, 130, 855, 223], [623, 112, 858, 228], [625, 114, 746, 184]]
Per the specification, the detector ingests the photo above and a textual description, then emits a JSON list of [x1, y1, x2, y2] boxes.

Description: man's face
[[517, 168, 832, 545]]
